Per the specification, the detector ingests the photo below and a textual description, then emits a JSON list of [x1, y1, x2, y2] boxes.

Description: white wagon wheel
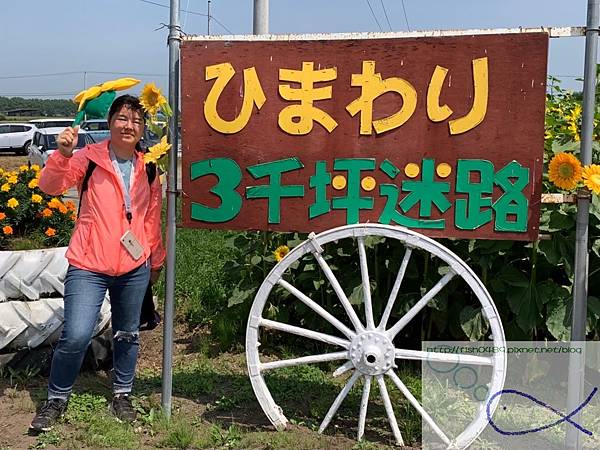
[[246, 223, 506, 449]]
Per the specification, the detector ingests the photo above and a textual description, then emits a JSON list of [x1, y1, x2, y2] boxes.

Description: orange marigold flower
[[58, 205, 68, 214], [3, 225, 13, 235], [48, 198, 62, 209], [45, 227, 56, 237], [42, 208, 53, 218], [64, 200, 76, 211], [0, 212, 6, 220]]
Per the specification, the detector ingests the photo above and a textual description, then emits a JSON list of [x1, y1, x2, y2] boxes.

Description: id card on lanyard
[[110, 147, 143, 260]]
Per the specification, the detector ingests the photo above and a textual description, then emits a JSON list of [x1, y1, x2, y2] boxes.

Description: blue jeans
[[47, 262, 150, 400]]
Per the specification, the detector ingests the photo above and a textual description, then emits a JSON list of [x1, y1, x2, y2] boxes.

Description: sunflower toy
[[72, 78, 141, 126]]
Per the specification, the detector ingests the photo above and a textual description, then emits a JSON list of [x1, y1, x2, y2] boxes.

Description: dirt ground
[[0, 154, 29, 171]]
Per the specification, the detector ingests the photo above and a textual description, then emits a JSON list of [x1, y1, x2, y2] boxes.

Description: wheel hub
[[349, 331, 395, 375]]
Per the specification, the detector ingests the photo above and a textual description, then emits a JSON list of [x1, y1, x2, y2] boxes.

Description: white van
[[0, 123, 37, 155]]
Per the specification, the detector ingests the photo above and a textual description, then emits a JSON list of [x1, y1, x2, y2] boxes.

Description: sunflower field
[[191, 71, 600, 349]]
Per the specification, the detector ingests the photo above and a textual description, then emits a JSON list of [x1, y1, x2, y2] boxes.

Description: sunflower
[[140, 83, 167, 117], [582, 164, 600, 195], [144, 136, 171, 164], [548, 152, 582, 190], [273, 245, 290, 262]]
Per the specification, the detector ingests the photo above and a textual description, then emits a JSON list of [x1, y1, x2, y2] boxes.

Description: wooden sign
[[181, 32, 548, 240]]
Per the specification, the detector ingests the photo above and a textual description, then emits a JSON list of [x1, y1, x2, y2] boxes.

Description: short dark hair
[[108, 94, 146, 124]]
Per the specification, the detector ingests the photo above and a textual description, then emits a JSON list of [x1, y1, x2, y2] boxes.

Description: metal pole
[[207, 0, 211, 35], [161, 0, 180, 418], [253, 0, 269, 34], [566, 1, 599, 448]]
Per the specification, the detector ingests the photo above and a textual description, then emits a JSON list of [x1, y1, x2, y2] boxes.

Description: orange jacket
[[39, 140, 165, 276]]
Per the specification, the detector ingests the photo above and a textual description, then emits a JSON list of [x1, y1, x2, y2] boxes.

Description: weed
[[2, 366, 40, 388], [30, 430, 61, 449], [64, 392, 107, 423], [160, 419, 196, 449], [210, 423, 242, 448]]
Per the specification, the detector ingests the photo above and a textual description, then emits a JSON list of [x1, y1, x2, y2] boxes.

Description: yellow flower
[[1, 183, 10, 192], [45, 227, 56, 237], [582, 164, 600, 195], [30, 164, 41, 172], [41, 208, 53, 218], [28, 178, 39, 189], [273, 245, 290, 262], [140, 82, 167, 116], [548, 152, 582, 190], [19, 165, 29, 172], [48, 198, 62, 209], [2, 225, 13, 235], [7, 198, 18, 209], [143, 136, 171, 164], [31, 194, 43, 203], [0, 212, 6, 220], [7, 175, 18, 185]]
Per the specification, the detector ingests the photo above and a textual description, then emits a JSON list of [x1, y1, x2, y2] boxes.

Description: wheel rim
[[246, 223, 506, 449]]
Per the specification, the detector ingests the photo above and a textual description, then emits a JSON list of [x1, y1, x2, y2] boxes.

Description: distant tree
[[0, 97, 77, 117]]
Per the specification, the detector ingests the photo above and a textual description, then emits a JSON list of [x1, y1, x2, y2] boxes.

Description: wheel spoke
[[387, 370, 450, 445], [386, 271, 456, 339], [261, 351, 348, 371], [260, 318, 350, 348], [357, 236, 375, 330], [378, 248, 412, 330], [357, 375, 372, 440], [332, 360, 354, 377], [278, 279, 355, 339], [376, 374, 404, 446], [395, 348, 493, 366], [319, 370, 361, 434], [313, 250, 365, 332]]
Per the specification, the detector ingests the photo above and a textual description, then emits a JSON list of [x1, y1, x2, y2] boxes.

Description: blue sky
[[0, 0, 594, 99]]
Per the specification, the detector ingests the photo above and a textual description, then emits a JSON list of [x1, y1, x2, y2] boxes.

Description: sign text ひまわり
[[181, 33, 548, 240]]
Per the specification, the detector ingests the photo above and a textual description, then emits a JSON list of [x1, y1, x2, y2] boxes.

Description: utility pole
[[565, 0, 599, 449], [162, 0, 180, 419], [253, 0, 268, 34]]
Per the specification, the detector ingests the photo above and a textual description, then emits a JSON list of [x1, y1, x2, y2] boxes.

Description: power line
[[364, 0, 383, 32], [380, 0, 393, 32], [401, 0, 411, 32], [0, 71, 166, 81], [137, 0, 234, 34]]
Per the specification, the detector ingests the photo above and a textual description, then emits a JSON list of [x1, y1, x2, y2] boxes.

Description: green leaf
[[228, 286, 254, 307], [348, 281, 377, 305], [546, 297, 572, 340], [459, 306, 489, 341], [588, 296, 600, 319], [250, 255, 262, 266]]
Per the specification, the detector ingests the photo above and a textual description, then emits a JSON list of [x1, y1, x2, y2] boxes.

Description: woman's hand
[[57, 126, 79, 158]]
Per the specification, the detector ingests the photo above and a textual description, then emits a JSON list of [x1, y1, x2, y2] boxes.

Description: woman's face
[[109, 105, 144, 150]]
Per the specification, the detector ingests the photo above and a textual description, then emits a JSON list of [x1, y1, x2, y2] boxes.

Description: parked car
[[0, 123, 37, 155], [27, 127, 94, 167], [81, 119, 110, 142], [28, 118, 73, 130]]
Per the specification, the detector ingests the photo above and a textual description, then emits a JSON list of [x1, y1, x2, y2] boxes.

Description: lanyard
[[109, 146, 137, 224]]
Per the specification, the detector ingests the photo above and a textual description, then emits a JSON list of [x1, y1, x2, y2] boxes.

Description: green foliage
[[0, 96, 76, 117], [210, 423, 242, 448]]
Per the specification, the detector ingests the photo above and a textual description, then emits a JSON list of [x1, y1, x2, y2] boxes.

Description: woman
[[30, 95, 165, 432]]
